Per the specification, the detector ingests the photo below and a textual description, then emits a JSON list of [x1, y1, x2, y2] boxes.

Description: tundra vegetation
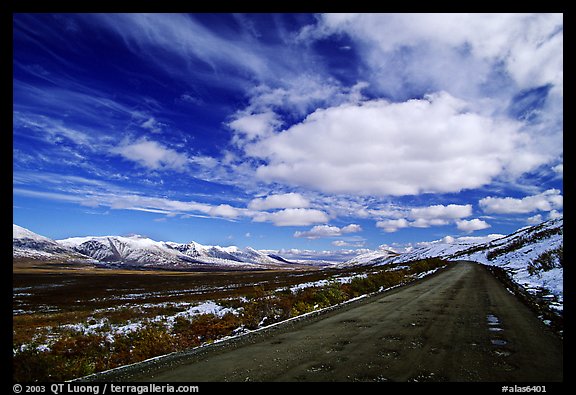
[[13, 258, 448, 382]]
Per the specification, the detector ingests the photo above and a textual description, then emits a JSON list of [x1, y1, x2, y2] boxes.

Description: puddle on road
[[487, 313, 510, 349], [487, 314, 500, 325]]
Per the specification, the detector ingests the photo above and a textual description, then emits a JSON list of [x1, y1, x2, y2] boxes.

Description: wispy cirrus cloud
[[87, 13, 308, 91], [13, 13, 563, 246], [304, 13, 563, 99], [13, 171, 330, 227]]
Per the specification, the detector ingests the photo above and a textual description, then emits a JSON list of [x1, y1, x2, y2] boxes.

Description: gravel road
[[105, 261, 563, 382]]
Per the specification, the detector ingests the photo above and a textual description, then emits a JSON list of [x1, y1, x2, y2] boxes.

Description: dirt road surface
[[114, 262, 563, 382]]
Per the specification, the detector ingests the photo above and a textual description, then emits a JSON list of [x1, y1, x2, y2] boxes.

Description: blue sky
[[13, 13, 563, 258]]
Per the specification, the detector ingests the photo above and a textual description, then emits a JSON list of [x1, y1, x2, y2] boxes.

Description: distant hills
[[13, 225, 306, 270], [13, 217, 562, 306], [343, 217, 563, 310]]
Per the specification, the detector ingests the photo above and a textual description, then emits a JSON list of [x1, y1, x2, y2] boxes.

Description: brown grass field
[[13, 258, 448, 381]]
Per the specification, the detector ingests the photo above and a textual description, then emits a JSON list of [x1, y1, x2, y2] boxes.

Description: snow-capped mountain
[[13, 225, 293, 270], [13, 224, 94, 262], [12, 225, 304, 270], [57, 235, 187, 267]]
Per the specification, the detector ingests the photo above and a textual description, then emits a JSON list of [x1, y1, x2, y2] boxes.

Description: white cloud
[[247, 92, 530, 196], [248, 192, 310, 210], [408, 204, 472, 220], [313, 13, 563, 97], [552, 164, 563, 175], [140, 117, 164, 134], [208, 204, 242, 219], [548, 210, 562, 220], [252, 208, 329, 227], [267, 247, 368, 262], [243, 78, 369, 119], [527, 214, 543, 224], [479, 189, 563, 214], [92, 13, 275, 85], [410, 218, 450, 228], [331, 239, 366, 248], [341, 224, 362, 233], [294, 225, 342, 239], [376, 218, 410, 233], [294, 223, 362, 239], [456, 218, 491, 233], [375, 203, 474, 232], [407, 204, 472, 228], [292, 13, 563, 193], [228, 111, 281, 145], [13, 171, 253, 222], [111, 137, 189, 172]]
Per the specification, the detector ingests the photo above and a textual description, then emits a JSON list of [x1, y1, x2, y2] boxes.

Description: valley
[[14, 258, 443, 381], [83, 262, 564, 382], [12, 217, 563, 382]]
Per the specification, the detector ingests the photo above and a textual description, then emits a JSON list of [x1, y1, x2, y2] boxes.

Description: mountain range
[[13, 225, 301, 270], [13, 217, 563, 301], [13, 218, 563, 326]]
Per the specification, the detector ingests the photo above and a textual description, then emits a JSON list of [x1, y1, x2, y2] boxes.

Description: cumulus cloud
[[248, 192, 310, 210], [208, 204, 242, 219], [111, 137, 189, 172], [552, 164, 563, 175], [294, 223, 362, 239], [456, 218, 491, 233], [479, 189, 563, 214], [331, 239, 366, 248], [228, 111, 282, 146], [341, 224, 362, 233], [376, 218, 410, 233], [409, 204, 472, 220], [376, 203, 473, 232], [247, 92, 532, 196], [408, 204, 472, 227], [252, 208, 329, 227]]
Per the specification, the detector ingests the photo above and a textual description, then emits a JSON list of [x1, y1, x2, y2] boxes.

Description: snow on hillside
[[13, 225, 305, 270], [56, 235, 290, 270], [58, 235, 187, 267], [340, 249, 399, 267], [343, 217, 563, 313], [452, 217, 563, 307], [384, 235, 504, 265], [14, 224, 54, 242], [13, 224, 94, 262]]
